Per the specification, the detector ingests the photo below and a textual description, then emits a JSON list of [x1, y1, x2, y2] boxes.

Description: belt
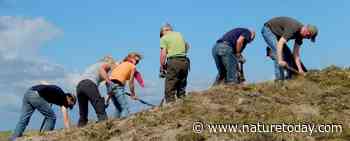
[[107, 79, 124, 93], [167, 56, 187, 60], [166, 56, 191, 72], [111, 79, 123, 86]]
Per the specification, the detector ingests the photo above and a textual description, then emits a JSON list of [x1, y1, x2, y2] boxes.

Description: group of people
[[213, 16, 318, 85], [10, 53, 145, 140], [10, 16, 318, 140]]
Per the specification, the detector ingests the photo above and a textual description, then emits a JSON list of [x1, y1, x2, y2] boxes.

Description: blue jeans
[[262, 26, 289, 80], [212, 42, 238, 84], [108, 83, 130, 118], [12, 90, 56, 138]]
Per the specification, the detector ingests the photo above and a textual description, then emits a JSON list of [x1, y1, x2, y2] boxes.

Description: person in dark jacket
[[10, 84, 76, 141], [212, 28, 255, 85]]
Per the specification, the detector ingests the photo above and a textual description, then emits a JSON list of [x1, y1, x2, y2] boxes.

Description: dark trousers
[[77, 79, 107, 127], [164, 57, 190, 103]]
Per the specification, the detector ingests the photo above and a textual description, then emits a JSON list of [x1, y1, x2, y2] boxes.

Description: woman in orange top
[[108, 52, 142, 118]]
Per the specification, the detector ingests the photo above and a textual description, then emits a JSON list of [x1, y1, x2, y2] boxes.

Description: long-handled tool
[[105, 92, 156, 108], [284, 64, 304, 76], [125, 92, 156, 107], [236, 54, 246, 84], [237, 62, 245, 83], [159, 98, 165, 107], [39, 104, 52, 132]]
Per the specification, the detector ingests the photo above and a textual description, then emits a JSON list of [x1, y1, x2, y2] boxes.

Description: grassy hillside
[[0, 131, 11, 141], [17, 66, 350, 141]]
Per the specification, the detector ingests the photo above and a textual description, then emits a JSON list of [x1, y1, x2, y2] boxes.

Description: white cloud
[[0, 16, 62, 60], [0, 16, 76, 113]]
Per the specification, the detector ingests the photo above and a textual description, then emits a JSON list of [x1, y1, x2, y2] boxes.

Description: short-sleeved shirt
[[265, 17, 304, 45], [31, 85, 67, 107], [160, 31, 187, 58], [81, 62, 105, 85], [110, 61, 136, 85], [217, 28, 253, 54]]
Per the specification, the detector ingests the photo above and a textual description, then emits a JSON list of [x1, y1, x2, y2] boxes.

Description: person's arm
[[185, 42, 190, 53], [235, 36, 245, 56], [99, 63, 112, 84], [160, 48, 167, 69], [293, 43, 305, 74], [160, 37, 168, 70], [129, 68, 138, 100], [61, 106, 70, 128], [277, 37, 288, 66]]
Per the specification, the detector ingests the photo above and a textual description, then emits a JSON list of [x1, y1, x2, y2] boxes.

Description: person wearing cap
[[262, 16, 318, 80], [160, 23, 190, 103], [108, 52, 142, 118], [212, 28, 255, 85], [76, 56, 118, 127], [11, 84, 76, 140]]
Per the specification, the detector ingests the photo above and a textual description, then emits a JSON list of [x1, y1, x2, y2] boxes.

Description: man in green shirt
[[160, 23, 190, 103]]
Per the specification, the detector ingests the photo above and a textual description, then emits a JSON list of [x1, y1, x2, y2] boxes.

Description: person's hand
[[236, 54, 246, 64], [278, 60, 287, 67], [106, 80, 113, 85], [298, 70, 306, 76], [131, 95, 139, 100], [235, 53, 242, 58], [130, 93, 139, 100]]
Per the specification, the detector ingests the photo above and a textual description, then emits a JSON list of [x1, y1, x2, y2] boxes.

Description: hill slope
[[0, 131, 12, 141], [18, 66, 350, 141]]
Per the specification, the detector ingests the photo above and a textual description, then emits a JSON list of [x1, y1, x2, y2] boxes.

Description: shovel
[[284, 65, 304, 76]]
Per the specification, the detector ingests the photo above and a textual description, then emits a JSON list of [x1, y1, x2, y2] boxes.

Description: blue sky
[[0, 0, 349, 131]]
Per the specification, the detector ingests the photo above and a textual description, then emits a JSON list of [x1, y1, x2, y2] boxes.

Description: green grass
[[15, 66, 350, 141], [0, 131, 11, 141]]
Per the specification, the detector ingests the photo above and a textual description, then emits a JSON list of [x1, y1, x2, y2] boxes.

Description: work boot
[[77, 119, 88, 127]]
